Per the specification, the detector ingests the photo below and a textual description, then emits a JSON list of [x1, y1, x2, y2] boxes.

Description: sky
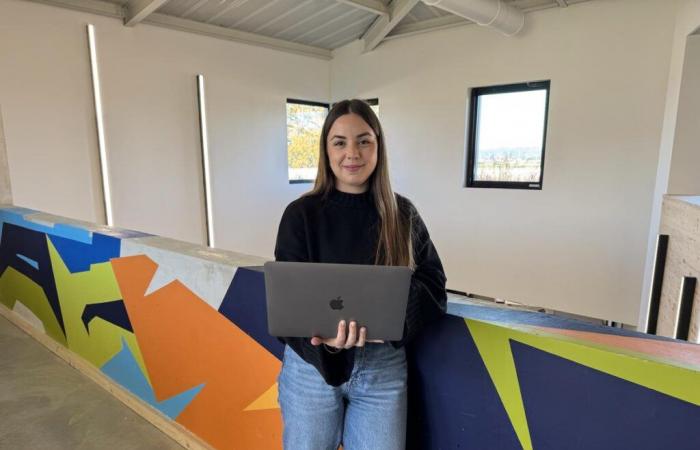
[[475, 89, 547, 152]]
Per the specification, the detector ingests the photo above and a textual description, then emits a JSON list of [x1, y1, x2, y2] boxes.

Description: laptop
[[264, 261, 413, 341]]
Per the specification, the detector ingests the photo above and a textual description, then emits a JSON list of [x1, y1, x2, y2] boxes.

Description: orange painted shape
[[531, 326, 700, 370], [111, 255, 282, 450]]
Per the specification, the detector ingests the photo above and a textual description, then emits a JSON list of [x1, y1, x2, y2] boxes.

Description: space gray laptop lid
[[264, 261, 412, 342]]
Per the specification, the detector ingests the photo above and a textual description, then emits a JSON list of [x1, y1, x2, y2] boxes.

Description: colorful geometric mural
[[2, 205, 700, 450], [406, 304, 700, 450], [0, 206, 283, 449]]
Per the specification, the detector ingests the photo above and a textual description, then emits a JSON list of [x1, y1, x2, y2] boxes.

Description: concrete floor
[[0, 315, 183, 450]]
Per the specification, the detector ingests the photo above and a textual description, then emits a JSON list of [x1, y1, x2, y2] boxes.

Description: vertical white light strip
[[87, 24, 113, 227], [197, 74, 215, 248]]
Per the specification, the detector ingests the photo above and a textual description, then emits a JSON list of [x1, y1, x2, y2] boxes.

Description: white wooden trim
[[386, 15, 469, 40], [362, 0, 420, 52], [124, 0, 169, 26], [24, 0, 331, 60], [25, 0, 123, 18]]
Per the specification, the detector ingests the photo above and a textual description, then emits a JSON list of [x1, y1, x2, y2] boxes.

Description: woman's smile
[[343, 164, 364, 173]]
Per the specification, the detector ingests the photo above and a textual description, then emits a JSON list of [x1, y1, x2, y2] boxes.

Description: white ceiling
[[26, 0, 595, 59]]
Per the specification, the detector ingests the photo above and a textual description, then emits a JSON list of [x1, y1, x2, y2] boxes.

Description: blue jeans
[[277, 343, 408, 450]]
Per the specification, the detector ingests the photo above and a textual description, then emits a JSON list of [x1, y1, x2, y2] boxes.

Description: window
[[365, 98, 379, 116], [466, 81, 550, 189], [286, 99, 329, 183]]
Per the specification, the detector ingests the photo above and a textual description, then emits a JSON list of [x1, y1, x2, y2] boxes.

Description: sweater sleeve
[[273, 202, 308, 345], [390, 201, 447, 349]]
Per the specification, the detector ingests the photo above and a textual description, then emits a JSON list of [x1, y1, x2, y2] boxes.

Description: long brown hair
[[305, 99, 413, 267]]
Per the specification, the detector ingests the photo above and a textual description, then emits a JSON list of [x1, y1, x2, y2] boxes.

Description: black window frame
[[465, 80, 550, 190], [286, 98, 330, 185]]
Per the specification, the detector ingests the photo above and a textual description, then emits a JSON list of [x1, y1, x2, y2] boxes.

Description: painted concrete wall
[[657, 196, 700, 342], [331, 0, 677, 325], [1, 204, 699, 450]]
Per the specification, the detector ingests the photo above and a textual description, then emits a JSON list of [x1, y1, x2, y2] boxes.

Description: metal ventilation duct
[[422, 0, 525, 36]]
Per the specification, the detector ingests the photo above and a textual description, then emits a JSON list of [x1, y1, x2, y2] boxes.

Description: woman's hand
[[310, 320, 384, 349]]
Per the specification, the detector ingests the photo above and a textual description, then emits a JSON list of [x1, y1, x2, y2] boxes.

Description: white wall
[[332, 0, 677, 324], [0, 0, 329, 249], [667, 34, 700, 195], [0, 0, 104, 222], [641, 0, 700, 330], [1, 0, 689, 325]]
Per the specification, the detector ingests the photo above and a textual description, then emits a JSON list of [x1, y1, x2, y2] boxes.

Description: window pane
[[287, 102, 327, 182], [473, 89, 547, 183]]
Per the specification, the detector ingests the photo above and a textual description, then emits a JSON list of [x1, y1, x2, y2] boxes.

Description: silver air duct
[[422, 0, 525, 36]]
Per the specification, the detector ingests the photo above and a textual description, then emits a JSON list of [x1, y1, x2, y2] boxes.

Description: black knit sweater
[[273, 188, 447, 386]]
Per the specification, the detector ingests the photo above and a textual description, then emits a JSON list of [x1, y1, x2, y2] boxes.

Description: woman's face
[[326, 113, 378, 194]]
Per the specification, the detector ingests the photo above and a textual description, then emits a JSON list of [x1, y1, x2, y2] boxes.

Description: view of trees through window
[[468, 82, 550, 189], [286, 101, 328, 182]]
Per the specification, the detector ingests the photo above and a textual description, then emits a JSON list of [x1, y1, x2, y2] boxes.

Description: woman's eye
[[333, 141, 345, 147]]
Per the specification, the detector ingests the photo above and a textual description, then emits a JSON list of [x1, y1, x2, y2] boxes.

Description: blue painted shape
[[405, 315, 521, 450], [0, 208, 92, 243], [0, 223, 66, 334], [447, 301, 675, 342], [218, 266, 284, 360], [511, 340, 700, 450], [15, 253, 39, 270], [82, 300, 132, 333], [101, 338, 205, 419], [0, 206, 152, 242], [49, 233, 120, 273], [0, 206, 39, 216]]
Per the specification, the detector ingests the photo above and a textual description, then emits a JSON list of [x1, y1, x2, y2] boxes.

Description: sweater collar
[[328, 187, 373, 209]]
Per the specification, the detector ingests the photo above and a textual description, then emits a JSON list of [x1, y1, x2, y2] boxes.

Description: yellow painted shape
[[467, 318, 700, 450], [243, 383, 280, 412], [0, 266, 67, 345], [47, 238, 149, 382], [467, 319, 533, 450]]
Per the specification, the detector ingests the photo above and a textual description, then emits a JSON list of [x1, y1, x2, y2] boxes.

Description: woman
[[274, 99, 447, 449]]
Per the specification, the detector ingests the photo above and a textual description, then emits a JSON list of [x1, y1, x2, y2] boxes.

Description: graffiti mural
[[1, 205, 699, 450]]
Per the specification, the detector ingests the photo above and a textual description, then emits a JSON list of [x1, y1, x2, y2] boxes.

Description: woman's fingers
[[310, 319, 345, 347], [356, 326, 366, 347], [333, 320, 346, 348], [309, 321, 380, 348], [344, 321, 357, 349]]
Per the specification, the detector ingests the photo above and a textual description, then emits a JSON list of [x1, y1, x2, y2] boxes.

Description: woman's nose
[[346, 143, 360, 158]]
